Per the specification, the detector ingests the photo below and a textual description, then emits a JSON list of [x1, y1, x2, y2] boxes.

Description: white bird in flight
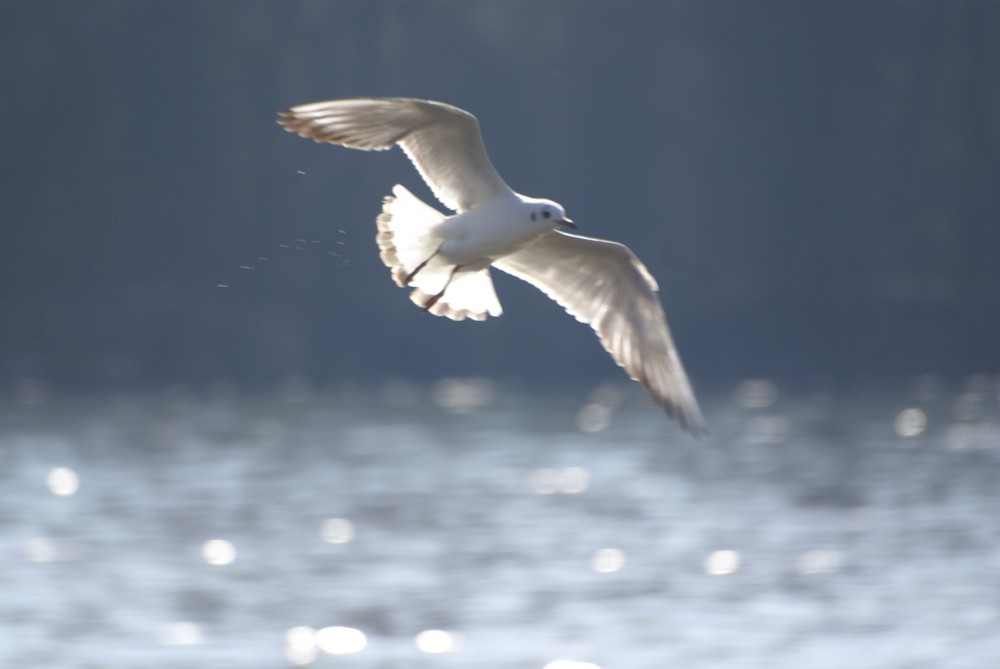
[[278, 98, 707, 436]]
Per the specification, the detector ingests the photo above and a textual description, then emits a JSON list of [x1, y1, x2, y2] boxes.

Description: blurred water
[[2, 380, 1000, 669]]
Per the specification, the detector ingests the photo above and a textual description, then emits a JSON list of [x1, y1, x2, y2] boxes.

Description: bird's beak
[[558, 218, 576, 229]]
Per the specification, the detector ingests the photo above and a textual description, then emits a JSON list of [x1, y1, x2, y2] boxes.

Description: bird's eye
[[542, 210, 551, 219]]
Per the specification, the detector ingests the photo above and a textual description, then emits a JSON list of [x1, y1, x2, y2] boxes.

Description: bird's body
[[435, 195, 558, 266], [278, 97, 708, 436]]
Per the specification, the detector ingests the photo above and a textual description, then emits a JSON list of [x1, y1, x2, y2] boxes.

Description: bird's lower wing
[[278, 98, 512, 212], [494, 231, 708, 436]]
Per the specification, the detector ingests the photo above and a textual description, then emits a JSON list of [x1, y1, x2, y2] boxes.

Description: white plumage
[[278, 97, 707, 435]]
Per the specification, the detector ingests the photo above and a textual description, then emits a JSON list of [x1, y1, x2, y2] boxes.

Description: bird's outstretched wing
[[278, 98, 512, 212], [494, 231, 708, 436]]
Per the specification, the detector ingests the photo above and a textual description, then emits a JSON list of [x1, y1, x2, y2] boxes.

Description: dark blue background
[[3, 1, 998, 393]]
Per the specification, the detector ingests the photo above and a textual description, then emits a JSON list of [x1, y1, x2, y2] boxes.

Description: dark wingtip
[[686, 422, 711, 440], [662, 402, 710, 439]]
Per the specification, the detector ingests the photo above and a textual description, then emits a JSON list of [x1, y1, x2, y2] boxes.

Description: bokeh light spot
[[797, 549, 845, 575], [589, 382, 625, 409], [705, 549, 741, 576], [159, 622, 203, 645], [415, 629, 459, 654], [558, 467, 590, 494], [529, 468, 560, 495], [528, 467, 590, 495], [576, 402, 612, 433], [432, 377, 494, 413], [321, 518, 355, 544], [202, 539, 236, 566], [23, 536, 79, 563], [46, 467, 79, 496], [316, 626, 367, 655], [894, 407, 926, 438], [285, 626, 318, 665], [744, 415, 792, 444], [591, 547, 625, 574], [734, 379, 778, 408]]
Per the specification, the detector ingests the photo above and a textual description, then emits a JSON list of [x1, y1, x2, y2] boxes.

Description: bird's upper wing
[[278, 98, 512, 212], [494, 230, 708, 436]]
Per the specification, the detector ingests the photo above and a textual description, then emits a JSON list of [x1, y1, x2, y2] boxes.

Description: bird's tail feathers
[[409, 270, 502, 321], [377, 184, 446, 286], [377, 185, 502, 321]]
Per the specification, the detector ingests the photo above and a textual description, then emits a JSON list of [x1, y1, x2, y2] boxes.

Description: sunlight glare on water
[[944, 422, 999, 451], [5, 388, 1000, 669], [576, 402, 613, 433], [895, 407, 927, 438], [591, 547, 626, 574], [544, 661, 601, 669], [46, 466, 79, 496], [744, 415, 791, 444], [529, 468, 561, 495], [734, 379, 779, 408], [285, 626, 318, 666], [158, 622, 203, 646], [798, 549, 846, 575], [527, 467, 591, 495], [705, 550, 741, 576], [414, 629, 460, 654], [22, 536, 79, 563], [321, 518, 355, 544], [432, 377, 495, 413], [201, 539, 236, 566], [588, 382, 626, 409], [558, 467, 590, 494], [316, 626, 367, 655]]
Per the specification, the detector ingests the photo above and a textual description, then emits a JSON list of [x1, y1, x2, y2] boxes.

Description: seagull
[[278, 98, 707, 436]]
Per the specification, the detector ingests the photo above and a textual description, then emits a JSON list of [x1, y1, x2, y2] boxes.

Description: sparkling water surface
[[2, 379, 999, 669]]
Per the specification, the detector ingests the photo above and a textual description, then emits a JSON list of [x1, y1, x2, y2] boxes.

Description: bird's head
[[528, 199, 575, 230]]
